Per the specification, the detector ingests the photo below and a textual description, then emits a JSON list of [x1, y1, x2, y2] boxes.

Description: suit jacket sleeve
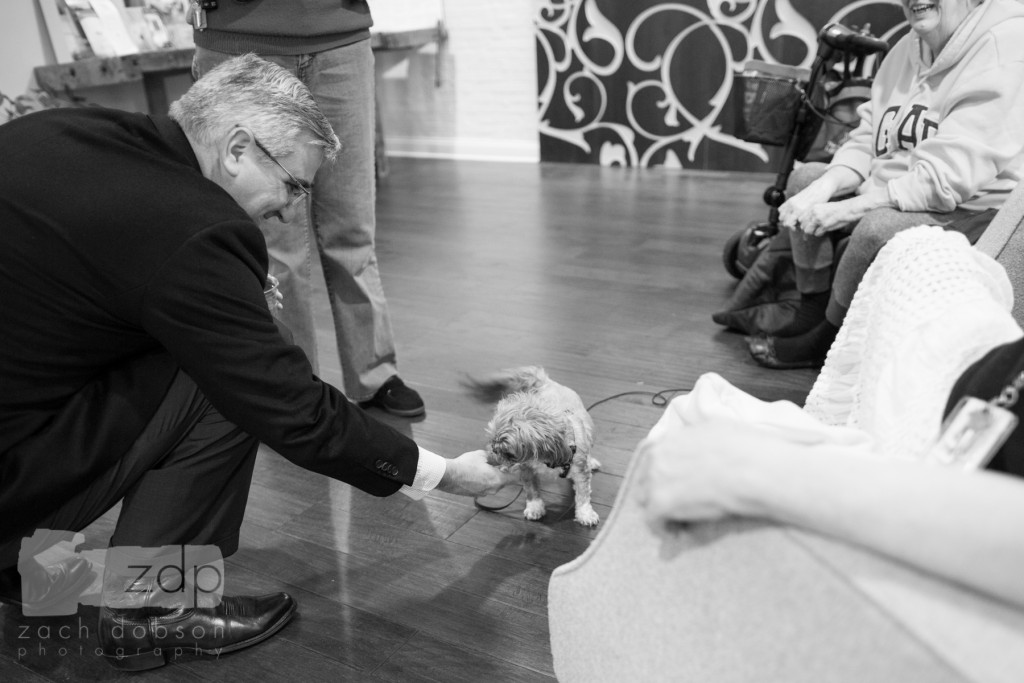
[[139, 219, 417, 496]]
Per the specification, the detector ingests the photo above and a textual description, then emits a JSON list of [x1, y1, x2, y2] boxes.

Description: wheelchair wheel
[[722, 230, 745, 279], [722, 221, 776, 279]]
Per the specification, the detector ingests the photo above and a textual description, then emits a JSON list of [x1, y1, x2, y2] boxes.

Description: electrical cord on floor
[[584, 388, 691, 412], [472, 386, 693, 512]]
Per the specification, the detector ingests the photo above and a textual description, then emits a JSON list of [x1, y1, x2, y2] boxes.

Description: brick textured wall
[[375, 0, 541, 162]]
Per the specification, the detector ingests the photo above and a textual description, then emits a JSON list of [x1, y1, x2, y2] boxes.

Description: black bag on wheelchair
[[804, 77, 872, 163], [721, 74, 872, 280]]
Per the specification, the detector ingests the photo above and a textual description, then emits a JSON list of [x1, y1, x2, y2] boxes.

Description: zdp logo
[[105, 545, 225, 609], [15, 530, 224, 616]]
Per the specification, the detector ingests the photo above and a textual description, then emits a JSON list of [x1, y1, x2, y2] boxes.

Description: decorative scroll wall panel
[[536, 0, 908, 170]]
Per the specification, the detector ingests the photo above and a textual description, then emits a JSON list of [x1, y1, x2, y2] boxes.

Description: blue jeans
[[193, 41, 397, 401]]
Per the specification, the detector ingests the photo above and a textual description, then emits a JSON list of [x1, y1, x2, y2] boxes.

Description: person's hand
[[437, 449, 518, 497], [636, 421, 758, 526], [794, 197, 878, 237], [778, 181, 835, 232], [791, 189, 894, 237], [796, 189, 895, 236], [779, 166, 872, 236], [790, 203, 856, 237], [264, 275, 283, 316]]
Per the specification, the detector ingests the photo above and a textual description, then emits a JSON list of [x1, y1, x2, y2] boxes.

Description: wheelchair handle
[[818, 23, 889, 58]]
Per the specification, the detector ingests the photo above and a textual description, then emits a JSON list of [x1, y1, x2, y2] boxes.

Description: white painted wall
[[1, 0, 57, 100], [376, 0, 541, 162], [0, 0, 541, 162]]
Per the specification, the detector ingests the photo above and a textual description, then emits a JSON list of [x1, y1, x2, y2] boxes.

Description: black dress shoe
[[359, 375, 425, 417], [98, 592, 296, 671], [747, 334, 824, 370], [0, 558, 95, 616]]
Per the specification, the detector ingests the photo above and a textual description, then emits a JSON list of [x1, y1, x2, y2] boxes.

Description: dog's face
[[485, 393, 574, 472]]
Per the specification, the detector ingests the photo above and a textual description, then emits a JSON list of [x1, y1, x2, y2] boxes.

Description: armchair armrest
[[976, 181, 1024, 325], [549, 440, 1024, 683]]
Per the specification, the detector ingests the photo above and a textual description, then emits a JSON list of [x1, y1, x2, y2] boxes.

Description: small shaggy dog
[[467, 366, 601, 526]]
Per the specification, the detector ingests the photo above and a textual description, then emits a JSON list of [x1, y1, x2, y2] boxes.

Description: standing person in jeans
[[189, 0, 424, 416]]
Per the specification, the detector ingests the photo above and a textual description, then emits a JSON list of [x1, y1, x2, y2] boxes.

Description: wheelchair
[[722, 23, 889, 279]]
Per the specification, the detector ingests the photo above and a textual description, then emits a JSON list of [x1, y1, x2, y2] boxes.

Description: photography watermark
[[15, 529, 224, 617], [15, 616, 224, 663]]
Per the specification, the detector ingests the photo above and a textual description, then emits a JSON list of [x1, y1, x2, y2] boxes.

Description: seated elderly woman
[[748, 0, 1024, 369]]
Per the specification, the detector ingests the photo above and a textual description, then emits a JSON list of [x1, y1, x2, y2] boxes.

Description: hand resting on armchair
[[636, 381, 1024, 610]]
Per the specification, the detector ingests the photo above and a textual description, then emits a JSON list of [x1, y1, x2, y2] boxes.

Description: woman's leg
[[827, 207, 989, 325], [784, 162, 835, 296], [768, 162, 836, 337], [755, 206, 987, 368]]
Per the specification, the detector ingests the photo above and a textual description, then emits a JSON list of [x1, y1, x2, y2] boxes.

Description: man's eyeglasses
[[251, 135, 312, 205]]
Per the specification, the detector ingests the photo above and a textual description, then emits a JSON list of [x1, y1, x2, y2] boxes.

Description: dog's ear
[[546, 428, 575, 467], [524, 413, 574, 466]]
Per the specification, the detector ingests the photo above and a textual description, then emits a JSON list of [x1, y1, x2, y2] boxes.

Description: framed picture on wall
[[35, 0, 93, 63], [140, 10, 172, 49], [120, 6, 159, 51], [68, 0, 140, 57], [140, 0, 193, 48]]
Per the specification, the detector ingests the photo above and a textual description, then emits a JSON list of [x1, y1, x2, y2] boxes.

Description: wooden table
[[33, 24, 447, 179], [33, 24, 448, 115]]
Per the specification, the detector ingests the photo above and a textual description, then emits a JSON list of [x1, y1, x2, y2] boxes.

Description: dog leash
[[473, 487, 524, 512]]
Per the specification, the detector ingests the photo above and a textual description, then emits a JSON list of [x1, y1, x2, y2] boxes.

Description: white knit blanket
[[804, 226, 1022, 460]]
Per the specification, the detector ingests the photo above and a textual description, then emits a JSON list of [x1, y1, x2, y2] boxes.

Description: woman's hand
[[635, 421, 755, 525], [779, 181, 836, 232], [779, 165, 868, 236], [792, 199, 863, 236], [794, 191, 895, 237]]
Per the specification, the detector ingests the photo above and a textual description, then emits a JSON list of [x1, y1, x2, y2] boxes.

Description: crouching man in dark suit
[[0, 54, 511, 671]]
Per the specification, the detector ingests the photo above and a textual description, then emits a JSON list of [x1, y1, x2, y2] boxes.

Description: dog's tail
[[462, 366, 550, 402]]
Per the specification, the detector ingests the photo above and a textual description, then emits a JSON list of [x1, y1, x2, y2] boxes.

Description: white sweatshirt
[[830, 0, 1024, 212]]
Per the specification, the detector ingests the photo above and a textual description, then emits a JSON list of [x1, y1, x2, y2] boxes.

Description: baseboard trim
[[384, 136, 540, 163]]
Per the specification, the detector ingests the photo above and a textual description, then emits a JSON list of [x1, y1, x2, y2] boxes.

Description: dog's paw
[[523, 498, 546, 521], [588, 457, 602, 472], [574, 505, 600, 527]]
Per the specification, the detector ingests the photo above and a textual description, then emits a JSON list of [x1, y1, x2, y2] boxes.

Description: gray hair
[[169, 53, 340, 162]]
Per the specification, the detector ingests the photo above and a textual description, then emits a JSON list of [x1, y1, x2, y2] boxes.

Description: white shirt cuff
[[398, 447, 446, 499]]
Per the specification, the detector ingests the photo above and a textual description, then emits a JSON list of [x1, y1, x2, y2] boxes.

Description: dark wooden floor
[[1, 158, 817, 681]]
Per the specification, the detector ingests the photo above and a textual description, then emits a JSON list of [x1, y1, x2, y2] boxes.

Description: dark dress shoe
[[0, 557, 95, 616], [98, 592, 296, 671], [747, 334, 823, 370], [359, 375, 425, 417]]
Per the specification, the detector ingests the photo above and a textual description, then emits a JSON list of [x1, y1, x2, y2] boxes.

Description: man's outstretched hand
[[437, 449, 517, 497]]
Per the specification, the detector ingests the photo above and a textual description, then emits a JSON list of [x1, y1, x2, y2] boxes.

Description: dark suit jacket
[[0, 108, 419, 541]]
